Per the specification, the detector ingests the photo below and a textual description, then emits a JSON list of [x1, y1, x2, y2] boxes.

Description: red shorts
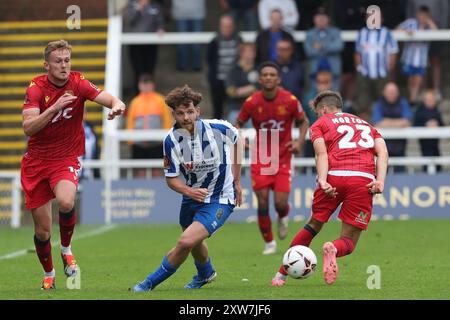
[[251, 163, 291, 193], [311, 175, 374, 230], [21, 153, 81, 210]]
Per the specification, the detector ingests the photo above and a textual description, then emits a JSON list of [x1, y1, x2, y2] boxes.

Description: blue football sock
[[195, 257, 214, 279], [146, 256, 177, 288]]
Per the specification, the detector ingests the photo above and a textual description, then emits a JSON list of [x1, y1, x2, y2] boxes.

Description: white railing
[[121, 29, 450, 45], [0, 171, 21, 228], [86, 126, 450, 176]]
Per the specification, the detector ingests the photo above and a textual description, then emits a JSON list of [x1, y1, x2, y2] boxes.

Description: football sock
[[44, 269, 56, 278], [59, 208, 76, 248], [257, 209, 273, 243], [278, 225, 318, 275], [61, 245, 72, 255], [194, 257, 214, 279], [332, 236, 355, 257], [34, 235, 53, 273], [276, 203, 290, 219], [146, 256, 177, 288]]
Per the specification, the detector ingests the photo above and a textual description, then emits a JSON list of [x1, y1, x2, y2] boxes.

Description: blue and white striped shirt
[[163, 118, 239, 205], [356, 27, 399, 79], [398, 18, 430, 68]]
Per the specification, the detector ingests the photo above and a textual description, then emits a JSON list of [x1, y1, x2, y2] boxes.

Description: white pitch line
[[0, 224, 117, 260]]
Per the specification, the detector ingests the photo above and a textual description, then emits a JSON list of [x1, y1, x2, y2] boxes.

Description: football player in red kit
[[271, 90, 388, 286], [21, 40, 126, 289], [235, 61, 309, 255]]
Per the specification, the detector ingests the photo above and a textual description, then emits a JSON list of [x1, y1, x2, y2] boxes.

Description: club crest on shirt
[[278, 105, 287, 116], [29, 81, 35, 87], [44, 96, 50, 103], [258, 106, 263, 114]]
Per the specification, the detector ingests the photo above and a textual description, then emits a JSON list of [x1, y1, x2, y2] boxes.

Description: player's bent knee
[[57, 198, 75, 213], [275, 203, 288, 213], [35, 229, 51, 241], [177, 237, 196, 252]]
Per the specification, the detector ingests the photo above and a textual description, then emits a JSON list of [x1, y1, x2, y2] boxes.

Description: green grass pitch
[[0, 220, 449, 300]]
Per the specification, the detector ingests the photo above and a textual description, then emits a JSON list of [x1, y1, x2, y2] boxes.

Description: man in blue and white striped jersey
[[354, 12, 399, 121], [133, 84, 243, 292], [397, 5, 437, 105]]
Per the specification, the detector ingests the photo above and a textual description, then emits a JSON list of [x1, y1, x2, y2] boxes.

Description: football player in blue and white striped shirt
[[397, 5, 437, 104], [133, 85, 243, 292]]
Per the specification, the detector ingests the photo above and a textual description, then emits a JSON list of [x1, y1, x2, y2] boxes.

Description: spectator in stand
[[407, 0, 449, 101], [207, 14, 242, 119], [397, 6, 437, 106], [303, 8, 343, 91], [333, 1, 366, 112], [225, 42, 258, 125], [126, 74, 172, 178], [354, 14, 399, 121], [255, 9, 295, 65], [414, 89, 444, 172], [171, 0, 206, 72], [258, 0, 299, 32], [126, 0, 165, 93], [372, 82, 412, 173], [276, 38, 303, 101], [302, 70, 333, 159], [219, 0, 259, 31]]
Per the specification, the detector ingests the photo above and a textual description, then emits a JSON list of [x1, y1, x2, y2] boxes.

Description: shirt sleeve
[[237, 97, 253, 124], [163, 134, 180, 177], [372, 126, 383, 140], [23, 82, 43, 110], [78, 74, 102, 101], [309, 121, 324, 143], [291, 95, 305, 121], [386, 30, 399, 54]]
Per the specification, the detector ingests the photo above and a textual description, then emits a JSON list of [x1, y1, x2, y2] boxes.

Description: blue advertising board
[[80, 173, 450, 224]]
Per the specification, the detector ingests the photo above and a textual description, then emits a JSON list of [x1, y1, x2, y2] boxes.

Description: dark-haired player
[[271, 90, 388, 286], [235, 61, 309, 255]]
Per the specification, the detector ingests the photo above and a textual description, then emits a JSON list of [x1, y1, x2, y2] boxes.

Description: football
[[282, 245, 317, 279]]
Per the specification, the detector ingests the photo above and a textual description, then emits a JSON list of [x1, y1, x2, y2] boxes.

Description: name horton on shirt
[[80, 173, 450, 224]]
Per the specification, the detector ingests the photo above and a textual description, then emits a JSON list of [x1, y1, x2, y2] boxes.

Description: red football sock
[[257, 211, 273, 243], [279, 225, 318, 275], [276, 203, 290, 219], [34, 235, 53, 273], [59, 208, 77, 247], [332, 236, 355, 257]]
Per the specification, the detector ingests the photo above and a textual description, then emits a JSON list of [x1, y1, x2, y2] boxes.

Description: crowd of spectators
[[120, 0, 449, 171]]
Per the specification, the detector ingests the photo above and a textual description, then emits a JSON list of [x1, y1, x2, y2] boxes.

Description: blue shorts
[[179, 202, 234, 236], [402, 64, 426, 76]]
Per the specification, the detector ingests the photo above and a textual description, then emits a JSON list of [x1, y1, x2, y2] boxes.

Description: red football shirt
[[23, 71, 102, 160], [310, 112, 383, 176], [237, 88, 305, 168]]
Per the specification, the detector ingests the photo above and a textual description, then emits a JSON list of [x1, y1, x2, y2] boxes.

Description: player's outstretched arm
[[93, 91, 126, 120], [367, 138, 389, 194], [313, 138, 337, 198], [165, 177, 209, 203], [23, 93, 77, 136]]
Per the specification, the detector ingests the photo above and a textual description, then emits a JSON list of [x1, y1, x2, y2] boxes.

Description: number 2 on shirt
[[337, 124, 374, 149]]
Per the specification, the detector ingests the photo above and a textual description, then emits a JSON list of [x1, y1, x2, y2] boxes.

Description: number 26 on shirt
[[337, 124, 374, 149], [51, 107, 73, 123]]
